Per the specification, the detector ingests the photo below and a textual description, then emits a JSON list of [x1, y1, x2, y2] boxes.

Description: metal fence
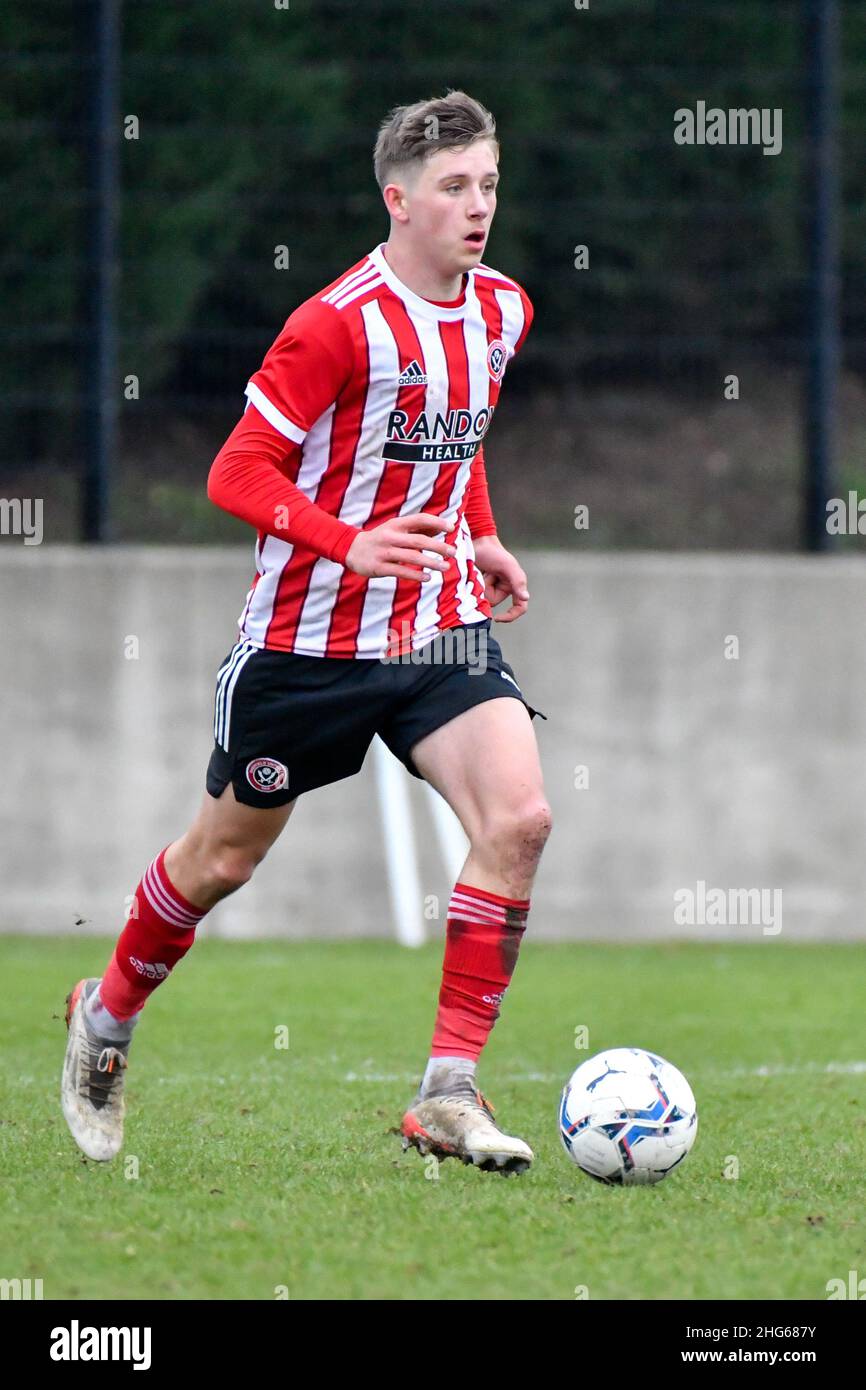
[[1, 0, 864, 547]]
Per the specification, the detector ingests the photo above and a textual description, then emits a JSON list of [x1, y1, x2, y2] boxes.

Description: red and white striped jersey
[[236, 241, 533, 658]]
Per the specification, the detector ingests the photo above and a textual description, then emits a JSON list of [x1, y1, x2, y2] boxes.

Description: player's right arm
[[345, 514, 458, 580], [207, 301, 455, 582], [208, 410, 454, 580]]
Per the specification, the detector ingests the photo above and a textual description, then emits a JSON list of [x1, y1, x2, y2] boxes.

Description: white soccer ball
[[559, 1047, 698, 1185]]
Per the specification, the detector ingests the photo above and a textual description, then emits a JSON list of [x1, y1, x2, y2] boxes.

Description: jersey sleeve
[[463, 444, 498, 540], [509, 286, 534, 361], [243, 298, 355, 443], [207, 404, 360, 565]]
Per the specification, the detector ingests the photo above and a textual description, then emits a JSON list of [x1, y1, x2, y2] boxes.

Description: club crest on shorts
[[486, 339, 508, 383], [245, 757, 289, 793]]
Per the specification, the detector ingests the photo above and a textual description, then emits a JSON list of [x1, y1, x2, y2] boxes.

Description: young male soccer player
[[61, 90, 553, 1175]]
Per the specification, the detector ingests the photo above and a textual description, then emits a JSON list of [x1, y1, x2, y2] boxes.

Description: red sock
[[430, 882, 530, 1061], [99, 846, 208, 1021]]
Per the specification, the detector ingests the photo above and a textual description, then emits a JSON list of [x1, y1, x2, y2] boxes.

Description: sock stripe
[[141, 865, 199, 929], [448, 910, 504, 928], [154, 846, 207, 917], [453, 881, 530, 911], [450, 895, 505, 917], [448, 885, 531, 927], [141, 852, 205, 928], [448, 896, 509, 927]]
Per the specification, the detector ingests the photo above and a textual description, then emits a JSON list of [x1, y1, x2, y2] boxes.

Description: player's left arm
[[464, 446, 529, 624], [473, 534, 530, 624], [466, 286, 534, 623]]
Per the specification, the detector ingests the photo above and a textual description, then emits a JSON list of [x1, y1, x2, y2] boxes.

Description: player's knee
[[481, 800, 553, 866], [207, 849, 259, 898], [516, 801, 553, 860]]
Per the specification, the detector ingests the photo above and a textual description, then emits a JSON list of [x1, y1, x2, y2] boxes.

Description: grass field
[[1, 935, 865, 1301]]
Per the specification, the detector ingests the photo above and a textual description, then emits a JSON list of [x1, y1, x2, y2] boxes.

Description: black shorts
[[206, 618, 547, 808]]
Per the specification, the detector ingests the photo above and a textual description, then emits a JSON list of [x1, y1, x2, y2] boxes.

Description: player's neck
[[381, 240, 465, 303]]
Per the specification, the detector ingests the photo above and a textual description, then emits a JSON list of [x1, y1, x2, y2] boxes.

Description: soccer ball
[[559, 1047, 697, 1185]]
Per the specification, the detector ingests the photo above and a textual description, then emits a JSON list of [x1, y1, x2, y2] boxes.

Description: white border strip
[[244, 382, 307, 444]]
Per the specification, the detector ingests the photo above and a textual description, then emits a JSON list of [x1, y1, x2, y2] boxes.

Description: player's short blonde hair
[[373, 90, 498, 193]]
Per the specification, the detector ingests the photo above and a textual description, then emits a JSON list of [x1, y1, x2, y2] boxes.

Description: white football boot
[[401, 1067, 534, 1175], [61, 978, 130, 1161]]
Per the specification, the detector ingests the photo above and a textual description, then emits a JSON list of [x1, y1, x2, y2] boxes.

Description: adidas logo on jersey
[[397, 360, 428, 386]]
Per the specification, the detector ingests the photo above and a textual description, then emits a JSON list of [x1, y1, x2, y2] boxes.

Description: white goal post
[[372, 735, 470, 947]]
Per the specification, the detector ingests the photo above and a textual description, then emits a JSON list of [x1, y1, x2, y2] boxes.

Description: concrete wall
[[2, 546, 865, 941]]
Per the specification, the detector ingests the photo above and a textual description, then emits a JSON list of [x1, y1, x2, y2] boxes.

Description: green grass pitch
[[1, 936, 864, 1300]]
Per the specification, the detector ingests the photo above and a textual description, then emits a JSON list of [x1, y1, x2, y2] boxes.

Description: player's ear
[[383, 181, 409, 222]]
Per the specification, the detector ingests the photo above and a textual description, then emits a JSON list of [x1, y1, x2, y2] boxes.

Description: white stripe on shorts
[[214, 640, 257, 751]]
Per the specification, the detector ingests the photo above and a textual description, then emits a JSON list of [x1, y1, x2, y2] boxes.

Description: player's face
[[406, 140, 499, 271]]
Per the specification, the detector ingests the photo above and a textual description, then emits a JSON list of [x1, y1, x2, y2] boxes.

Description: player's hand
[[344, 513, 457, 582], [472, 535, 530, 623]]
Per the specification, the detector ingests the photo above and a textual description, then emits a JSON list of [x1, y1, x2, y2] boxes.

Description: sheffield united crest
[[486, 339, 508, 382], [245, 757, 289, 793]]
